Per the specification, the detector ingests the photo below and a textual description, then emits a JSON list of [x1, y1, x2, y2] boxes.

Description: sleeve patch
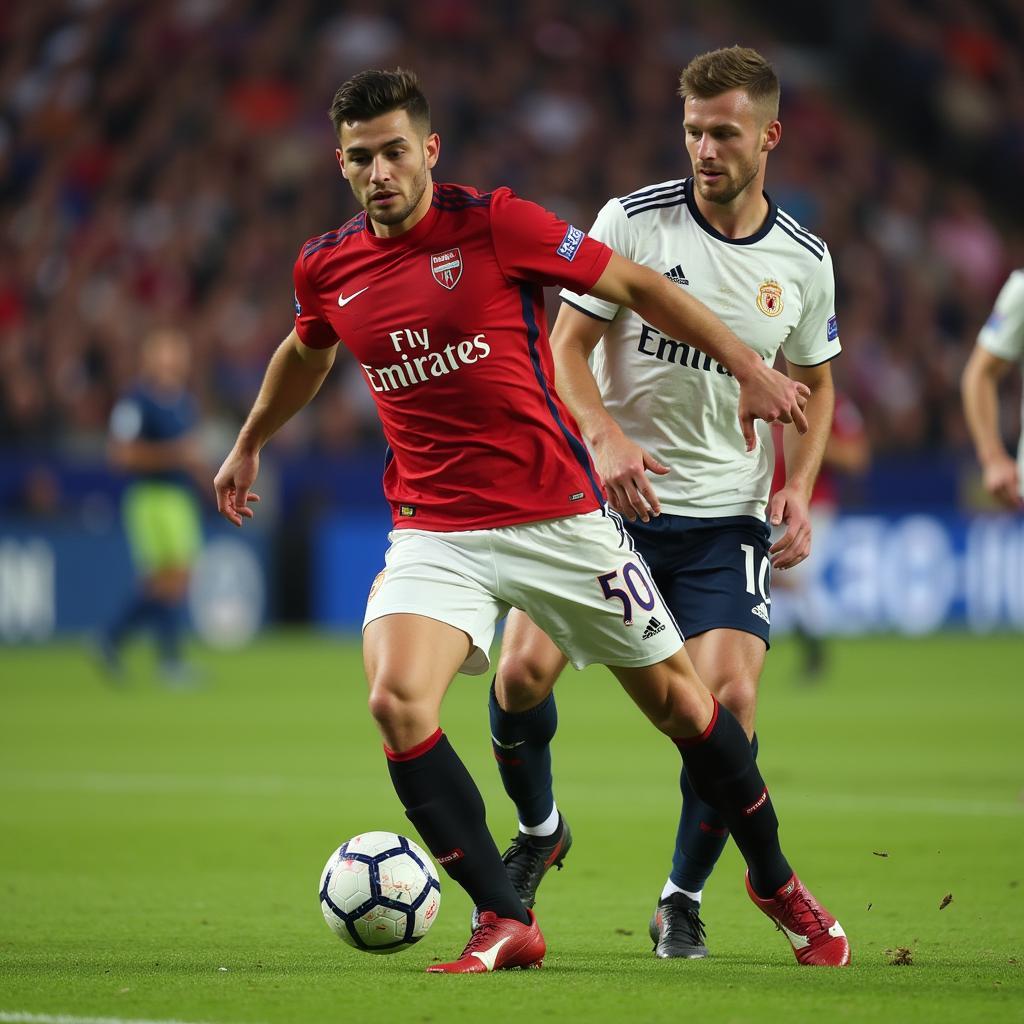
[[983, 310, 1004, 332], [827, 314, 839, 342], [294, 291, 302, 316], [556, 224, 584, 262]]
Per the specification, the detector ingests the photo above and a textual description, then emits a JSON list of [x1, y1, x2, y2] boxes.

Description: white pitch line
[[0, 1013, 259, 1024]]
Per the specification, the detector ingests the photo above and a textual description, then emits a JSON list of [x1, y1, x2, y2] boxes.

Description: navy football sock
[[107, 592, 162, 648], [675, 702, 791, 897], [386, 729, 529, 924], [153, 598, 185, 667], [670, 733, 759, 893], [488, 679, 558, 829]]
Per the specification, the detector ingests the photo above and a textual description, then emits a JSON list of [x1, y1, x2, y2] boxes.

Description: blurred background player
[[962, 269, 1024, 510], [99, 328, 205, 683], [770, 394, 871, 680], [487, 46, 840, 958]]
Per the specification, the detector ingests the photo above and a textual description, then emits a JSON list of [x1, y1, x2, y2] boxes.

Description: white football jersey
[[978, 268, 1024, 497], [561, 177, 840, 520]]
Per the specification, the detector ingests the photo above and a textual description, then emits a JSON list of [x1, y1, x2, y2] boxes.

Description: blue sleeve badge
[[556, 225, 584, 262], [827, 314, 839, 342], [294, 291, 302, 316]]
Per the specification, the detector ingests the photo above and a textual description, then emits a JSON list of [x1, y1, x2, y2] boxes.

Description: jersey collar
[[684, 177, 778, 246], [361, 192, 442, 249]]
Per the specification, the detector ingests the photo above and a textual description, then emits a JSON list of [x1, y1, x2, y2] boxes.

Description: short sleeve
[[559, 199, 633, 322], [488, 187, 613, 294], [110, 398, 143, 442], [293, 252, 338, 350], [781, 246, 841, 367], [978, 269, 1024, 363]]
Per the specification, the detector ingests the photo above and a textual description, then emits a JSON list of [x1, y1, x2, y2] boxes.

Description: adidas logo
[[751, 602, 770, 624], [642, 616, 666, 639], [664, 264, 689, 285]]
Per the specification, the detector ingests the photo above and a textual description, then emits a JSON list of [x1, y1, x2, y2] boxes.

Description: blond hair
[[678, 46, 780, 121]]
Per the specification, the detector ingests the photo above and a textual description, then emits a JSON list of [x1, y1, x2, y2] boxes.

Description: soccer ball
[[319, 831, 441, 953]]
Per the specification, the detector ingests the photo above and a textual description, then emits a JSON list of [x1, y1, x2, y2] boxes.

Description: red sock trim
[[384, 728, 443, 762], [672, 696, 720, 749]]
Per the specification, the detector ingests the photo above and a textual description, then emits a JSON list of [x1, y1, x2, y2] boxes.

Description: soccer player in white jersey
[[488, 46, 843, 960], [962, 269, 1024, 509]]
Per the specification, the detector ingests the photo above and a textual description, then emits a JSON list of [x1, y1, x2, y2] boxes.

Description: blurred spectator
[[0, 0, 1022, 512]]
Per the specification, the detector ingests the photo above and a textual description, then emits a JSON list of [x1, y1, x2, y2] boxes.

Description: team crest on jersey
[[368, 569, 386, 601], [430, 248, 463, 290], [756, 279, 783, 317]]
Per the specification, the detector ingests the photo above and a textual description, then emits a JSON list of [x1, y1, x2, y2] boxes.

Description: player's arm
[[588, 252, 809, 450], [961, 345, 1022, 508], [768, 361, 835, 569], [214, 329, 338, 526], [550, 303, 669, 521]]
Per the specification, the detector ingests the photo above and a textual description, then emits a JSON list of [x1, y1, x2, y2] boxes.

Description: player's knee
[[714, 677, 758, 736], [366, 680, 432, 748], [653, 681, 713, 738], [495, 653, 555, 713]]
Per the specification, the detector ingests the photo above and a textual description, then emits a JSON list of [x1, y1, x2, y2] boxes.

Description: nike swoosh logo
[[337, 287, 369, 307], [470, 935, 511, 971], [491, 736, 527, 750]]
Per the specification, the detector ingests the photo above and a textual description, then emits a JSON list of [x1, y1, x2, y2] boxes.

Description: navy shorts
[[625, 513, 772, 646]]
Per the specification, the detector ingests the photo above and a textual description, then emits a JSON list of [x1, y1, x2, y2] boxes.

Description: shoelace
[[502, 837, 551, 886], [779, 888, 829, 938], [666, 905, 706, 944], [459, 914, 503, 957]]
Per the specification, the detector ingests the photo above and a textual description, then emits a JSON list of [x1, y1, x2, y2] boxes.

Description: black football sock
[[670, 733, 760, 893], [674, 702, 791, 897], [386, 729, 530, 924], [488, 679, 559, 830]]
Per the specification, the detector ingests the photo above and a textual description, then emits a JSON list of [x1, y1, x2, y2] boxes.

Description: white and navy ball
[[319, 831, 441, 953]]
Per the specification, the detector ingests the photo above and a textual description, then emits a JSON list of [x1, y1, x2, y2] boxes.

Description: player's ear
[[762, 119, 781, 153], [424, 131, 440, 170], [336, 148, 349, 180]]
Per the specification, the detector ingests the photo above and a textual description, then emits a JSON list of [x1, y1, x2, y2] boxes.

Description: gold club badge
[[368, 569, 387, 601], [757, 279, 783, 317]]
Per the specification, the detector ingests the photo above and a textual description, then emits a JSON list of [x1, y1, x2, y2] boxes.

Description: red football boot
[[746, 872, 851, 966], [426, 909, 545, 974]]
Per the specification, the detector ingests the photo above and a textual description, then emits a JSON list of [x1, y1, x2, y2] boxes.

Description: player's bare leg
[[649, 628, 765, 957], [613, 648, 849, 966], [364, 613, 544, 972], [488, 611, 573, 911]]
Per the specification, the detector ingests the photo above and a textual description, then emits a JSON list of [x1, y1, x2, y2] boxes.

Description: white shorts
[[363, 509, 684, 675]]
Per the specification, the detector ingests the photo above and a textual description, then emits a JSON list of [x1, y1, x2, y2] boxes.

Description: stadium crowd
[[1, 0, 1022, 493]]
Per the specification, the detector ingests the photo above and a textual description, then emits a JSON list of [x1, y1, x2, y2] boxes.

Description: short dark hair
[[329, 68, 431, 137], [678, 46, 780, 121]]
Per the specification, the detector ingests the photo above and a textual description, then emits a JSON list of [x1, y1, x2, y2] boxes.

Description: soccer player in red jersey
[[214, 69, 849, 972]]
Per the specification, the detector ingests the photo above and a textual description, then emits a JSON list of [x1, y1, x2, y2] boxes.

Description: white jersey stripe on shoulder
[[777, 207, 824, 243], [776, 210, 825, 252], [775, 219, 824, 261], [620, 181, 687, 210], [625, 194, 689, 219]]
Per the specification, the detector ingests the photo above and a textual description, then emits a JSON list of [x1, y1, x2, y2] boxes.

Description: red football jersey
[[293, 183, 613, 531]]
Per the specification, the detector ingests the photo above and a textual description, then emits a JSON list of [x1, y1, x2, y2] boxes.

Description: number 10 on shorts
[[598, 561, 657, 625]]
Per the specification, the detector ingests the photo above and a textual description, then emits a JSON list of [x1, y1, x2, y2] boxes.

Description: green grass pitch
[[1, 632, 1022, 1024]]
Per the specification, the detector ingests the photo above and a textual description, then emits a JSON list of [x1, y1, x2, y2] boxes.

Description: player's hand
[[737, 365, 810, 452], [982, 454, 1024, 509], [766, 486, 812, 569], [214, 446, 262, 527], [592, 426, 669, 522]]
